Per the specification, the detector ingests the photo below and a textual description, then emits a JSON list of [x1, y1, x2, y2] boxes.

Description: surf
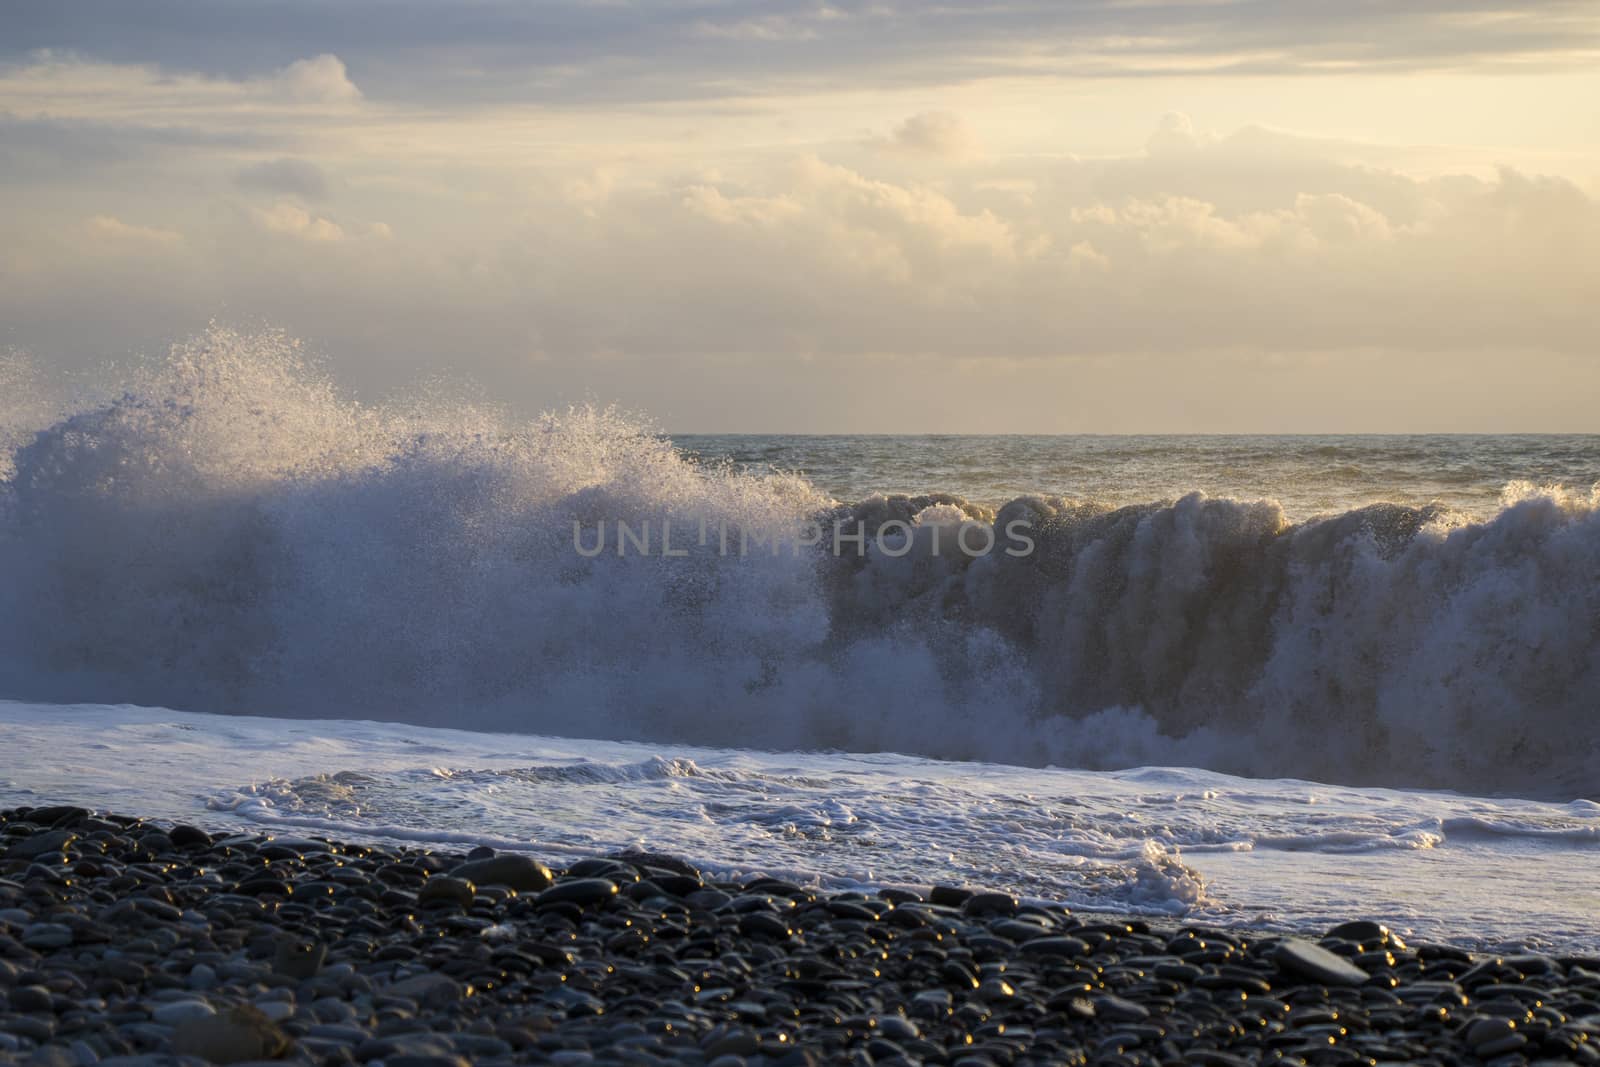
[[2, 328, 1596, 798]]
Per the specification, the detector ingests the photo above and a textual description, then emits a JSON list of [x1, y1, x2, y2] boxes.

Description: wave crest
[[2, 328, 1596, 797]]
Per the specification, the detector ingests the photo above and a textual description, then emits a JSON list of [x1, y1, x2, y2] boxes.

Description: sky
[[2, 1, 1598, 432]]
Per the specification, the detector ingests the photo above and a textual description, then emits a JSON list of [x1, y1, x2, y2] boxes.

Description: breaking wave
[[2, 328, 1596, 798]]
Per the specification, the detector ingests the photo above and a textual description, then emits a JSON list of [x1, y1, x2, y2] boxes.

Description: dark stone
[[537, 878, 619, 907], [168, 824, 212, 848], [566, 858, 639, 882], [929, 885, 973, 908], [1274, 938, 1371, 986], [386, 972, 465, 1008], [3, 804, 1577, 1067], [739, 913, 793, 939], [1020, 936, 1089, 959], [609, 850, 702, 878], [10, 984, 54, 1012], [3, 831, 77, 861], [962, 891, 1019, 917], [1093, 994, 1151, 1022], [1325, 920, 1390, 944], [647, 873, 701, 897], [448, 855, 553, 892], [417, 876, 476, 909], [172, 1004, 293, 1063], [24, 807, 89, 827], [273, 937, 328, 980]]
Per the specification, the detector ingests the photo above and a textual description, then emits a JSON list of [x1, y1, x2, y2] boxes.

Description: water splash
[[2, 328, 1596, 797]]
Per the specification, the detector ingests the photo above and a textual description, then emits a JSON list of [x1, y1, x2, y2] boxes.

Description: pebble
[[171, 1005, 291, 1063], [978, 978, 1015, 1002], [1273, 937, 1371, 986], [1463, 1015, 1518, 1046], [536, 877, 620, 906], [148, 1000, 216, 1025], [386, 972, 465, 1007], [251, 999, 295, 1023], [1020, 935, 1088, 959], [704, 1028, 761, 1056], [186, 963, 218, 990], [21, 923, 75, 949], [11, 985, 55, 1013], [417, 875, 476, 908], [1093, 994, 1151, 1022], [449, 853, 553, 891], [3, 830, 77, 859], [962, 891, 1018, 917], [1326, 919, 1390, 944], [3, 803, 1595, 1067], [272, 936, 328, 979], [1, 1017, 53, 1042]]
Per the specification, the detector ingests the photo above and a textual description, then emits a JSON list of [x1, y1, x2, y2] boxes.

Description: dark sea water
[[675, 433, 1600, 520]]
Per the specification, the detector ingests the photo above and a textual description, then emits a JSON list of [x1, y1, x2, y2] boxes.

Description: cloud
[[274, 54, 361, 104], [1146, 112, 1206, 156], [1294, 192, 1393, 244], [84, 214, 182, 244], [0, 53, 361, 130], [463, 127, 1600, 364], [235, 158, 330, 199], [4, 2, 1597, 107], [252, 201, 344, 242], [1094, 124, 1440, 224], [0, 113, 266, 182], [2, 2, 1597, 433], [9, 117, 1598, 366], [691, 14, 822, 42], [882, 112, 980, 160], [1, 99, 1595, 430]]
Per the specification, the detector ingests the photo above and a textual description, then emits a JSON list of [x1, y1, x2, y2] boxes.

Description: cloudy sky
[[2, 1, 1598, 431]]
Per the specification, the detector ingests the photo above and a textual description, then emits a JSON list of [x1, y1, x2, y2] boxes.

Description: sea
[[1, 329, 1597, 951]]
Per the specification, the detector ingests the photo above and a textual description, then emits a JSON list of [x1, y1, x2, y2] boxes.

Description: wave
[[2, 328, 1597, 798]]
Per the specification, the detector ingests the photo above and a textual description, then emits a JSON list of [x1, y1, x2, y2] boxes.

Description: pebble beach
[[2, 805, 1597, 1067]]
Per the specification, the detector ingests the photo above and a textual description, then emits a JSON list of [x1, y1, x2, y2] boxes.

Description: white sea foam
[[4, 701, 1599, 950], [1, 327, 1597, 796]]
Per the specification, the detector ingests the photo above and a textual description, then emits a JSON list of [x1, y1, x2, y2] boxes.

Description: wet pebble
[[417, 875, 476, 909], [537, 878, 619, 907], [448, 854, 553, 892], [1274, 937, 1371, 986], [3, 803, 1592, 1067]]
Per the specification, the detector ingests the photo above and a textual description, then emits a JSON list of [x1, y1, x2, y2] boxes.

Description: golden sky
[[2, 2, 1598, 430]]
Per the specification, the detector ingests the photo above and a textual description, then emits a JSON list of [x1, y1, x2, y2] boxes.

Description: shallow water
[[4, 701, 1598, 953]]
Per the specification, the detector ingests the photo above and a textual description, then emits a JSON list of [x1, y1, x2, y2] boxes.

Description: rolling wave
[[1, 329, 1596, 797]]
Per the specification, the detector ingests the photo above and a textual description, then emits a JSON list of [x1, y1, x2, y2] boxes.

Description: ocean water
[[1, 328, 1597, 949], [675, 432, 1600, 522]]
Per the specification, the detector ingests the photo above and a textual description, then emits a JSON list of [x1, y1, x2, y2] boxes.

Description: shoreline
[[2, 805, 1597, 1066]]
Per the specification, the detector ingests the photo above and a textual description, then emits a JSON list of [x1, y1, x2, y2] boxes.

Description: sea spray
[[1, 328, 1596, 797]]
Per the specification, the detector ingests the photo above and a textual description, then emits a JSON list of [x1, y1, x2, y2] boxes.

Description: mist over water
[[2, 329, 1597, 798]]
